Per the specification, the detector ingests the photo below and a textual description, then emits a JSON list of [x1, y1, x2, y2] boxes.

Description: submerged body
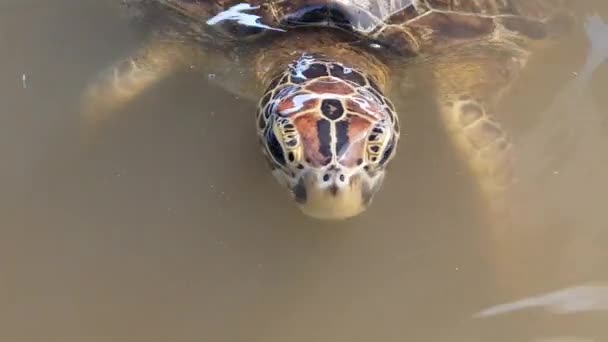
[[81, 0, 575, 220]]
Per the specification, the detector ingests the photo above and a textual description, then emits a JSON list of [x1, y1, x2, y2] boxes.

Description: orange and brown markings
[[336, 115, 373, 168], [257, 54, 398, 177], [287, 95, 384, 169], [345, 96, 383, 121], [304, 78, 356, 96], [276, 92, 319, 117], [293, 114, 329, 167]]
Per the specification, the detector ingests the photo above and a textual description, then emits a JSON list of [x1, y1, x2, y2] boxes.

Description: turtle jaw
[[289, 168, 385, 221]]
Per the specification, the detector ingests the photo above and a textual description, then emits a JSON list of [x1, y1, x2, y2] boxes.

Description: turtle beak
[[291, 169, 382, 220]]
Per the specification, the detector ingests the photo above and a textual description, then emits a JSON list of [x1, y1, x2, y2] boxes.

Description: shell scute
[[302, 63, 330, 78], [337, 116, 370, 168], [370, 0, 571, 55], [279, 1, 379, 32], [384, 3, 420, 25], [305, 79, 355, 95], [424, 0, 452, 11], [328, 64, 367, 87], [405, 11, 497, 46], [277, 92, 319, 117], [293, 114, 329, 167]]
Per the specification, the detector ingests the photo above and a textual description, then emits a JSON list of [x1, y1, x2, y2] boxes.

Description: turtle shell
[[133, 1, 573, 55], [285, 1, 572, 54]]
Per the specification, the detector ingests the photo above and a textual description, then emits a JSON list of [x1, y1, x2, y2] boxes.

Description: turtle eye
[[262, 117, 302, 169]]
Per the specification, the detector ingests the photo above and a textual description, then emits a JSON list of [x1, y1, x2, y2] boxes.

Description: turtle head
[[256, 54, 400, 220]]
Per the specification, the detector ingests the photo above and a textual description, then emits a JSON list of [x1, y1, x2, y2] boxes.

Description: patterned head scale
[[256, 53, 400, 220]]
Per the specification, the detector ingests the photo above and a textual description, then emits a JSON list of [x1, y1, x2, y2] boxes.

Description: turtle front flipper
[[424, 54, 525, 297], [439, 95, 514, 211], [426, 48, 527, 220], [80, 38, 205, 141]]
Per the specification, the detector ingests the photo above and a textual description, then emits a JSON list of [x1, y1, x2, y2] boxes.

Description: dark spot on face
[[266, 129, 286, 166], [329, 64, 367, 86], [323, 174, 330, 182], [303, 63, 329, 78], [335, 121, 349, 157], [339, 174, 345, 182], [329, 184, 338, 195], [320, 99, 345, 120], [316, 119, 332, 159], [293, 179, 307, 204]]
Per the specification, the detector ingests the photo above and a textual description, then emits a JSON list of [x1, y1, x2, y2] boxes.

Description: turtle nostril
[[339, 174, 345, 182], [322, 174, 331, 182]]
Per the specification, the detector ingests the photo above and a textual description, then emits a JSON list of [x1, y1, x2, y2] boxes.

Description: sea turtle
[[81, 0, 575, 220]]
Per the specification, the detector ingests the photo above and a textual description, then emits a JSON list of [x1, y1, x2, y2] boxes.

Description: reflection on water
[[476, 284, 608, 317], [1, 2, 607, 342]]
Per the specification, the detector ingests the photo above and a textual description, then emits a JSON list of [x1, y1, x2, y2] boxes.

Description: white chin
[[297, 186, 368, 220]]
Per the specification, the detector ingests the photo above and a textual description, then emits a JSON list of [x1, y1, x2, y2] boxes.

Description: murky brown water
[[1, 1, 607, 341]]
